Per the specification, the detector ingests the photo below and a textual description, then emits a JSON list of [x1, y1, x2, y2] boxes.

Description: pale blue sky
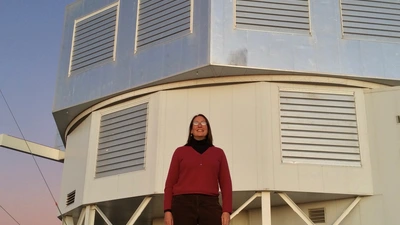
[[0, 1, 73, 224]]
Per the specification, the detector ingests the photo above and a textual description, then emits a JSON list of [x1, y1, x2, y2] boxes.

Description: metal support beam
[[94, 205, 113, 225], [277, 193, 315, 225], [77, 207, 86, 225], [126, 196, 152, 225], [84, 205, 95, 225], [0, 134, 64, 162], [332, 197, 362, 225], [230, 192, 261, 219], [62, 216, 75, 225], [261, 192, 271, 225]]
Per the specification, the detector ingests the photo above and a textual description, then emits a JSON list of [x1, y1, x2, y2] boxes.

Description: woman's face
[[191, 116, 208, 140]]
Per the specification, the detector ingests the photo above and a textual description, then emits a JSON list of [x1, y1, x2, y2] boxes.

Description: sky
[[0, 1, 74, 224]]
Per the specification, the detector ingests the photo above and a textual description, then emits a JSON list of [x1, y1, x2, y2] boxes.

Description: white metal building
[[22, 0, 400, 224]]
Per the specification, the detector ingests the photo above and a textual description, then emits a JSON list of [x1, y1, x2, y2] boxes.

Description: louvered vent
[[279, 90, 361, 167], [70, 5, 118, 74], [309, 208, 325, 223], [66, 190, 76, 206], [236, 0, 310, 34], [136, 0, 191, 50], [341, 0, 400, 42], [96, 103, 148, 178]]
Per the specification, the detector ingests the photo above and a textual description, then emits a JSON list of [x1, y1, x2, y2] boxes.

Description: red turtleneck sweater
[[164, 146, 233, 213]]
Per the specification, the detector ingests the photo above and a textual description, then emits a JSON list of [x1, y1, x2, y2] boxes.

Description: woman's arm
[[218, 150, 233, 214], [164, 149, 181, 211]]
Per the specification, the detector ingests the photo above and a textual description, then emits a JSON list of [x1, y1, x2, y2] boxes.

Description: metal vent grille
[[236, 0, 310, 34], [70, 5, 118, 74], [279, 90, 361, 167], [66, 190, 76, 206], [96, 103, 148, 178], [341, 0, 400, 42], [136, 0, 191, 50], [309, 208, 325, 223]]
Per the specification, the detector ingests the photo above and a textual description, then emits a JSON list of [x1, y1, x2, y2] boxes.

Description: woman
[[164, 114, 232, 225]]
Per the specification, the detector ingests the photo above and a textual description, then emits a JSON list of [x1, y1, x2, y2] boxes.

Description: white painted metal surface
[[84, 205, 95, 225], [261, 192, 271, 225], [126, 196, 152, 225], [231, 192, 261, 219], [278, 193, 315, 225], [94, 206, 113, 225], [333, 197, 362, 225], [0, 134, 64, 162]]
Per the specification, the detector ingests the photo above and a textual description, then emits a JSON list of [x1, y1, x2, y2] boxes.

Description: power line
[[0, 204, 21, 225], [0, 89, 66, 225]]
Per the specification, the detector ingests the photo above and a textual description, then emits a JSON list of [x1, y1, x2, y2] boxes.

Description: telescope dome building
[[53, 0, 400, 224]]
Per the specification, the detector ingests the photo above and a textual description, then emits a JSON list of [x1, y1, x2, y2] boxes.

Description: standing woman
[[164, 114, 232, 225]]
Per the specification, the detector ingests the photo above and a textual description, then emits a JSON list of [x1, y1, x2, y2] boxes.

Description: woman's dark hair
[[186, 114, 213, 145]]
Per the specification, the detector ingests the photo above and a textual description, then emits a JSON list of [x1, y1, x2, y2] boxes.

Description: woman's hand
[[221, 212, 230, 225], [164, 211, 173, 225]]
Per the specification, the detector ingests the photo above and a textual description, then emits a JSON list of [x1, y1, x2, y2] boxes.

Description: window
[[69, 3, 118, 74], [96, 103, 148, 178], [135, 0, 192, 51], [279, 90, 361, 167]]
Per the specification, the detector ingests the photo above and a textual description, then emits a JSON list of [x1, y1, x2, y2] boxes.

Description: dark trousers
[[171, 194, 222, 225]]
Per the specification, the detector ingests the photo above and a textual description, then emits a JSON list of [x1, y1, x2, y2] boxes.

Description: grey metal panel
[[309, 208, 325, 224], [66, 190, 76, 206], [281, 130, 359, 140], [99, 121, 146, 139], [342, 0, 400, 42], [280, 111, 357, 120], [74, 27, 115, 47], [282, 137, 359, 147], [73, 36, 115, 56], [98, 133, 146, 149], [138, 25, 191, 48], [280, 104, 356, 114], [97, 152, 144, 167], [342, 10, 400, 21], [100, 117, 146, 134], [75, 16, 116, 40], [138, 13, 190, 37], [281, 124, 358, 133], [282, 144, 360, 154], [99, 129, 146, 144], [237, 6, 309, 17], [139, 8, 189, 31], [72, 42, 115, 62], [74, 24, 115, 48], [138, 18, 190, 41], [140, 0, 187, 15], [282, 151, 361, 160], [96, 158, 144, 173], [95, 165, 145, 178], [71, 52, 114, 72], [236, 0, 310, 34], [98, 140, 146, 155], [96, 103, 148, 178], [97, 145, 145, 161], [344, 17, 400, 27], [70, 5, 117, 74], [75, 7, 117, 32], [282, 157, 361, 167], [73, 38, 114, 56], [139, 2, 189, 26], [101, 107, 146, 125], [137, 0, 191, 49], [279, 90, 361, 167]]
